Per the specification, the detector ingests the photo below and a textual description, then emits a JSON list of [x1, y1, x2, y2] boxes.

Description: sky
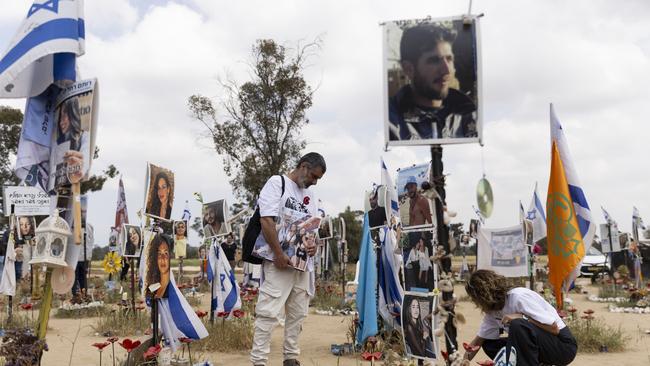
[[1, 0, 649, 247]]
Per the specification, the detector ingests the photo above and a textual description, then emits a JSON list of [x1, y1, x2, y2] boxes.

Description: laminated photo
[[252, 208, 321, 272], [48, 79, 99, 191], [384, 16, 481, 146], [144, 163, 175, 221], [202, 199, 231, 238], [121, 224, 142, 258], [396, 163, 435, 230], [144, 234, 172, 299], [401, 293, 438, 360], [402, 230, 435, 292], [173, 220, 188, 258], [364, 186, 389, 230], [15, 215, 36, 242]]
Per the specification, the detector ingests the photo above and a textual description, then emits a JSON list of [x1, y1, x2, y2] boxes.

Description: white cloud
[[1, 0, 649, 247]]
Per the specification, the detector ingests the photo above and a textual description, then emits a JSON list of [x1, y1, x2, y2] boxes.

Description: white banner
[[477, 225, 528, 277], [2, 186, 50, 216], [599, 223, 620, 253]]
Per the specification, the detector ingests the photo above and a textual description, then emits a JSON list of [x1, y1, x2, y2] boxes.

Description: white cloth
[[478, 287, 566, 340], [0, 232, 16, 296], [250, 261, 311, 365]]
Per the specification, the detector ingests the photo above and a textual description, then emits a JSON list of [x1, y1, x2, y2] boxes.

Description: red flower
[[119, 338, 141, 353], [136, 305, 145, 311], [216, 311, 229, 318], [232, 309, 245, 318], [361, 351, 382, 361], [106, 336, 119, 343], [556, 309, 568, 319], [583, 309, 595, 315], [143, 344, 162, 360], [250, 288, 259, 295], [92, 342, 110, 351], [303, 196, 310, 205], [463, 342, 480, 353], [441, 350, 448, 360], [195, 310, 208, 318], [20, 303, 33, 310], [567, 307, 577, 313], [477, 360, 495, 366], [179, 337, 193, 344]]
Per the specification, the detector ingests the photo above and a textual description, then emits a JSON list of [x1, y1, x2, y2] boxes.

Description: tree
[[339, 206, 362, 262], [0, 106, 22, 188], [188, 39, 319, 204]]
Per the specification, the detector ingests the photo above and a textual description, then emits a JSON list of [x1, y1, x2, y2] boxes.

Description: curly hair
[[145, 234, 171, 291], [465, 270, 513, 312]]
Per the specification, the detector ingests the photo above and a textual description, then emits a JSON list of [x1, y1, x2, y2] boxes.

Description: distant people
[[221, 233, 237, 269], [389, 23, 477, 141], [148, 172, 173, 220], [463, 270, 577, 366]]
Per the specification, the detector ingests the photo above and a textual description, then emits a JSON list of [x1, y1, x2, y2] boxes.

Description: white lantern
[[30, 211, 70, 268]]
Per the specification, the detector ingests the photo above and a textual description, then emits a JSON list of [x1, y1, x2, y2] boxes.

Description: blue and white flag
[[381, 158, 399, 223], [377, 226, 403, 330], [601, 206, 616, 226], [159, 273, 209, 352], [519, 201, 525, 223], [207, 239, 241, 317], [355, 214, 378, 344], [182, 200, 191, 222], [633, 206, 646, 231], [472, 205, 485, 225], [0, 0, 85, 98], [526, 183, 547, 243], [14, 85, 61, 191]]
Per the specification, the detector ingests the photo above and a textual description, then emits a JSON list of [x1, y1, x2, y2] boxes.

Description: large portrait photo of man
[[384, 16, 481, 145]]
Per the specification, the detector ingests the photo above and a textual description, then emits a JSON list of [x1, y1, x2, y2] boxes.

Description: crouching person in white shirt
[[463, 270, 577, 366]]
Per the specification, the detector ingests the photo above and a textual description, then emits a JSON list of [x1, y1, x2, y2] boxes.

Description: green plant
[[567, 316, 628, 352], [54, 305, 107, 319], [91, 308, 150, 337], [193, 315, 254, 352], [311, 282, 347, 311]]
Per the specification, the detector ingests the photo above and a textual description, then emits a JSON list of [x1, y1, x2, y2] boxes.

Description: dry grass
[[312, 282, 347, 311], [91, 307, 151, 337], [567, 317, 628, 353], [193, 316, 254, 353]]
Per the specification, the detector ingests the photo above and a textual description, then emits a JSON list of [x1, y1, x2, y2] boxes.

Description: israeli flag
[[0, 0, 85, 98], [601, 206, 616, 226], [633, 206, 646, 231], [182, 200, 191, 221], [381, 158, 399, 222], [526, 183, 547, 243], [207, 239, 241, 317], [159, 273, 209, 352], [377, 227, 403, 329]]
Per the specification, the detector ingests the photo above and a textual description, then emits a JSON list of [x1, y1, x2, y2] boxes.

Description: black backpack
[[242, 175, 285, 264]]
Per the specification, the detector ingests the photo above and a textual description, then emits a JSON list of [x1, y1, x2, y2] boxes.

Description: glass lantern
[[29, 211, 70, 268]]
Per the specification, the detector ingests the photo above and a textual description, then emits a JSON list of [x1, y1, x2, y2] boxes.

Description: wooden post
[[130, 258, 136, 315], [431, 145, 458, 353], [72, 183, 82, 244], [151, 296, 158, 345], [37, 268, 53, 339]]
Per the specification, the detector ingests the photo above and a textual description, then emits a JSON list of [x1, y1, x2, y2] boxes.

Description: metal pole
[[130, 258, 136, 315], [209, 243, 215, 325], [430, 145, 458, 353]]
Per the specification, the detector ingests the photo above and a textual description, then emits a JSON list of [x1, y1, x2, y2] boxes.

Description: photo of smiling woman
[[402, 294, 436, 360], [173, 220, 188, 258], [122, 225, 142, 257], [144, 163, 175, 221], [145, 234, 172, 299]]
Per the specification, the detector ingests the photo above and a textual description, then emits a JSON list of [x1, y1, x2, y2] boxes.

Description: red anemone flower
[[143, 344, 162, 360], [179, 337, 193, 344], [106, 336, 119, 344], [477, 360, 495, 366], [20, 303, 33, 310], [92, 342, 110, 351], [119, 338, 141, 353], [232, 309, 245, 318], [361, 351, 382, 361], [463, 342, 480, 353], [195, 310, 208, 318], [216, 311, 229, 318], [583, 309, 595, 315]]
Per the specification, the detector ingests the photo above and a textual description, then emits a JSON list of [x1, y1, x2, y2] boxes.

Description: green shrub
[[567, 317, 628, 353]]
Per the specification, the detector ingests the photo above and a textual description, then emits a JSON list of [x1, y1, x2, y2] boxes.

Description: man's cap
[[404, 176, 418, 188]]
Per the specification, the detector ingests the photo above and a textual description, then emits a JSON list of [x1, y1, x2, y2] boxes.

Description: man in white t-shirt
[[463, 270, 577, 366], [250, 152, 326, 366]]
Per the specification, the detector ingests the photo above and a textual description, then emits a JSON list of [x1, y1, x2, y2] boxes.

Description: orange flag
[[546, 142, 585, 308]]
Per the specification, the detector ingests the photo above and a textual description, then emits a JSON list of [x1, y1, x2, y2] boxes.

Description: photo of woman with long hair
[[145, 234, 172, 298], [147, 170, 173, 220], [52, 96, 88, 187], [402, 295, 435, 359], [123, 225, 142, 257]]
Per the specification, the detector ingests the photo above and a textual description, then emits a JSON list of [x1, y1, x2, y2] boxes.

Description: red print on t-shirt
[[303, 196, 310, 205]]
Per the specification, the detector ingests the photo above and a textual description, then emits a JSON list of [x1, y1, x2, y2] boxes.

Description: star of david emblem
[[526, 210, 536, 220], [28, 0, 60, 18]]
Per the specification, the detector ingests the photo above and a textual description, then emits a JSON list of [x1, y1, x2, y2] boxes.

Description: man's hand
[[273, 252, 292, 270], [305, 240, 317, 257]]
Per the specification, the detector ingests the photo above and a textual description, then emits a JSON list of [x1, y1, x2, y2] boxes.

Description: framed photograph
[[337, 217, 346, 242], [108, 227, 119, 253], [15, 215, 36, 241], [397, 163, 434, 230], [364, 186, 390, 230], [469, 219, 479, 239], [173, 220, 188, 258], [143, 234, 172, 299], [402, 230, 435, 292], [477, 225, 528, 277], [384, 16, 482, 146], [599, 223, 621, 253], [401, 293, 438, 360], [523, 219, 534, 246], [318, 216, 333, 240], [121, 224, 142, 258], [202, 199, 231, 238], [144, 163, 175, 221]]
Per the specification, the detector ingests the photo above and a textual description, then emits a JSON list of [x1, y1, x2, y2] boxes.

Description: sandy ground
[[37, 276, 650, 366]]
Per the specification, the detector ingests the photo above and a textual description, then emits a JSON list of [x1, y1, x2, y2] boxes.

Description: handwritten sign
[[2, 186, 51, 216]]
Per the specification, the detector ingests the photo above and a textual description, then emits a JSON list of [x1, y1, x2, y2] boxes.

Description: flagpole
[[430, 145, 458, 353], [210, 243, 215, 325]]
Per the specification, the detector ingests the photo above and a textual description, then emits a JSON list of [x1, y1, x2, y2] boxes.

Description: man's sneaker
[[283, 359, 301, 366]]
